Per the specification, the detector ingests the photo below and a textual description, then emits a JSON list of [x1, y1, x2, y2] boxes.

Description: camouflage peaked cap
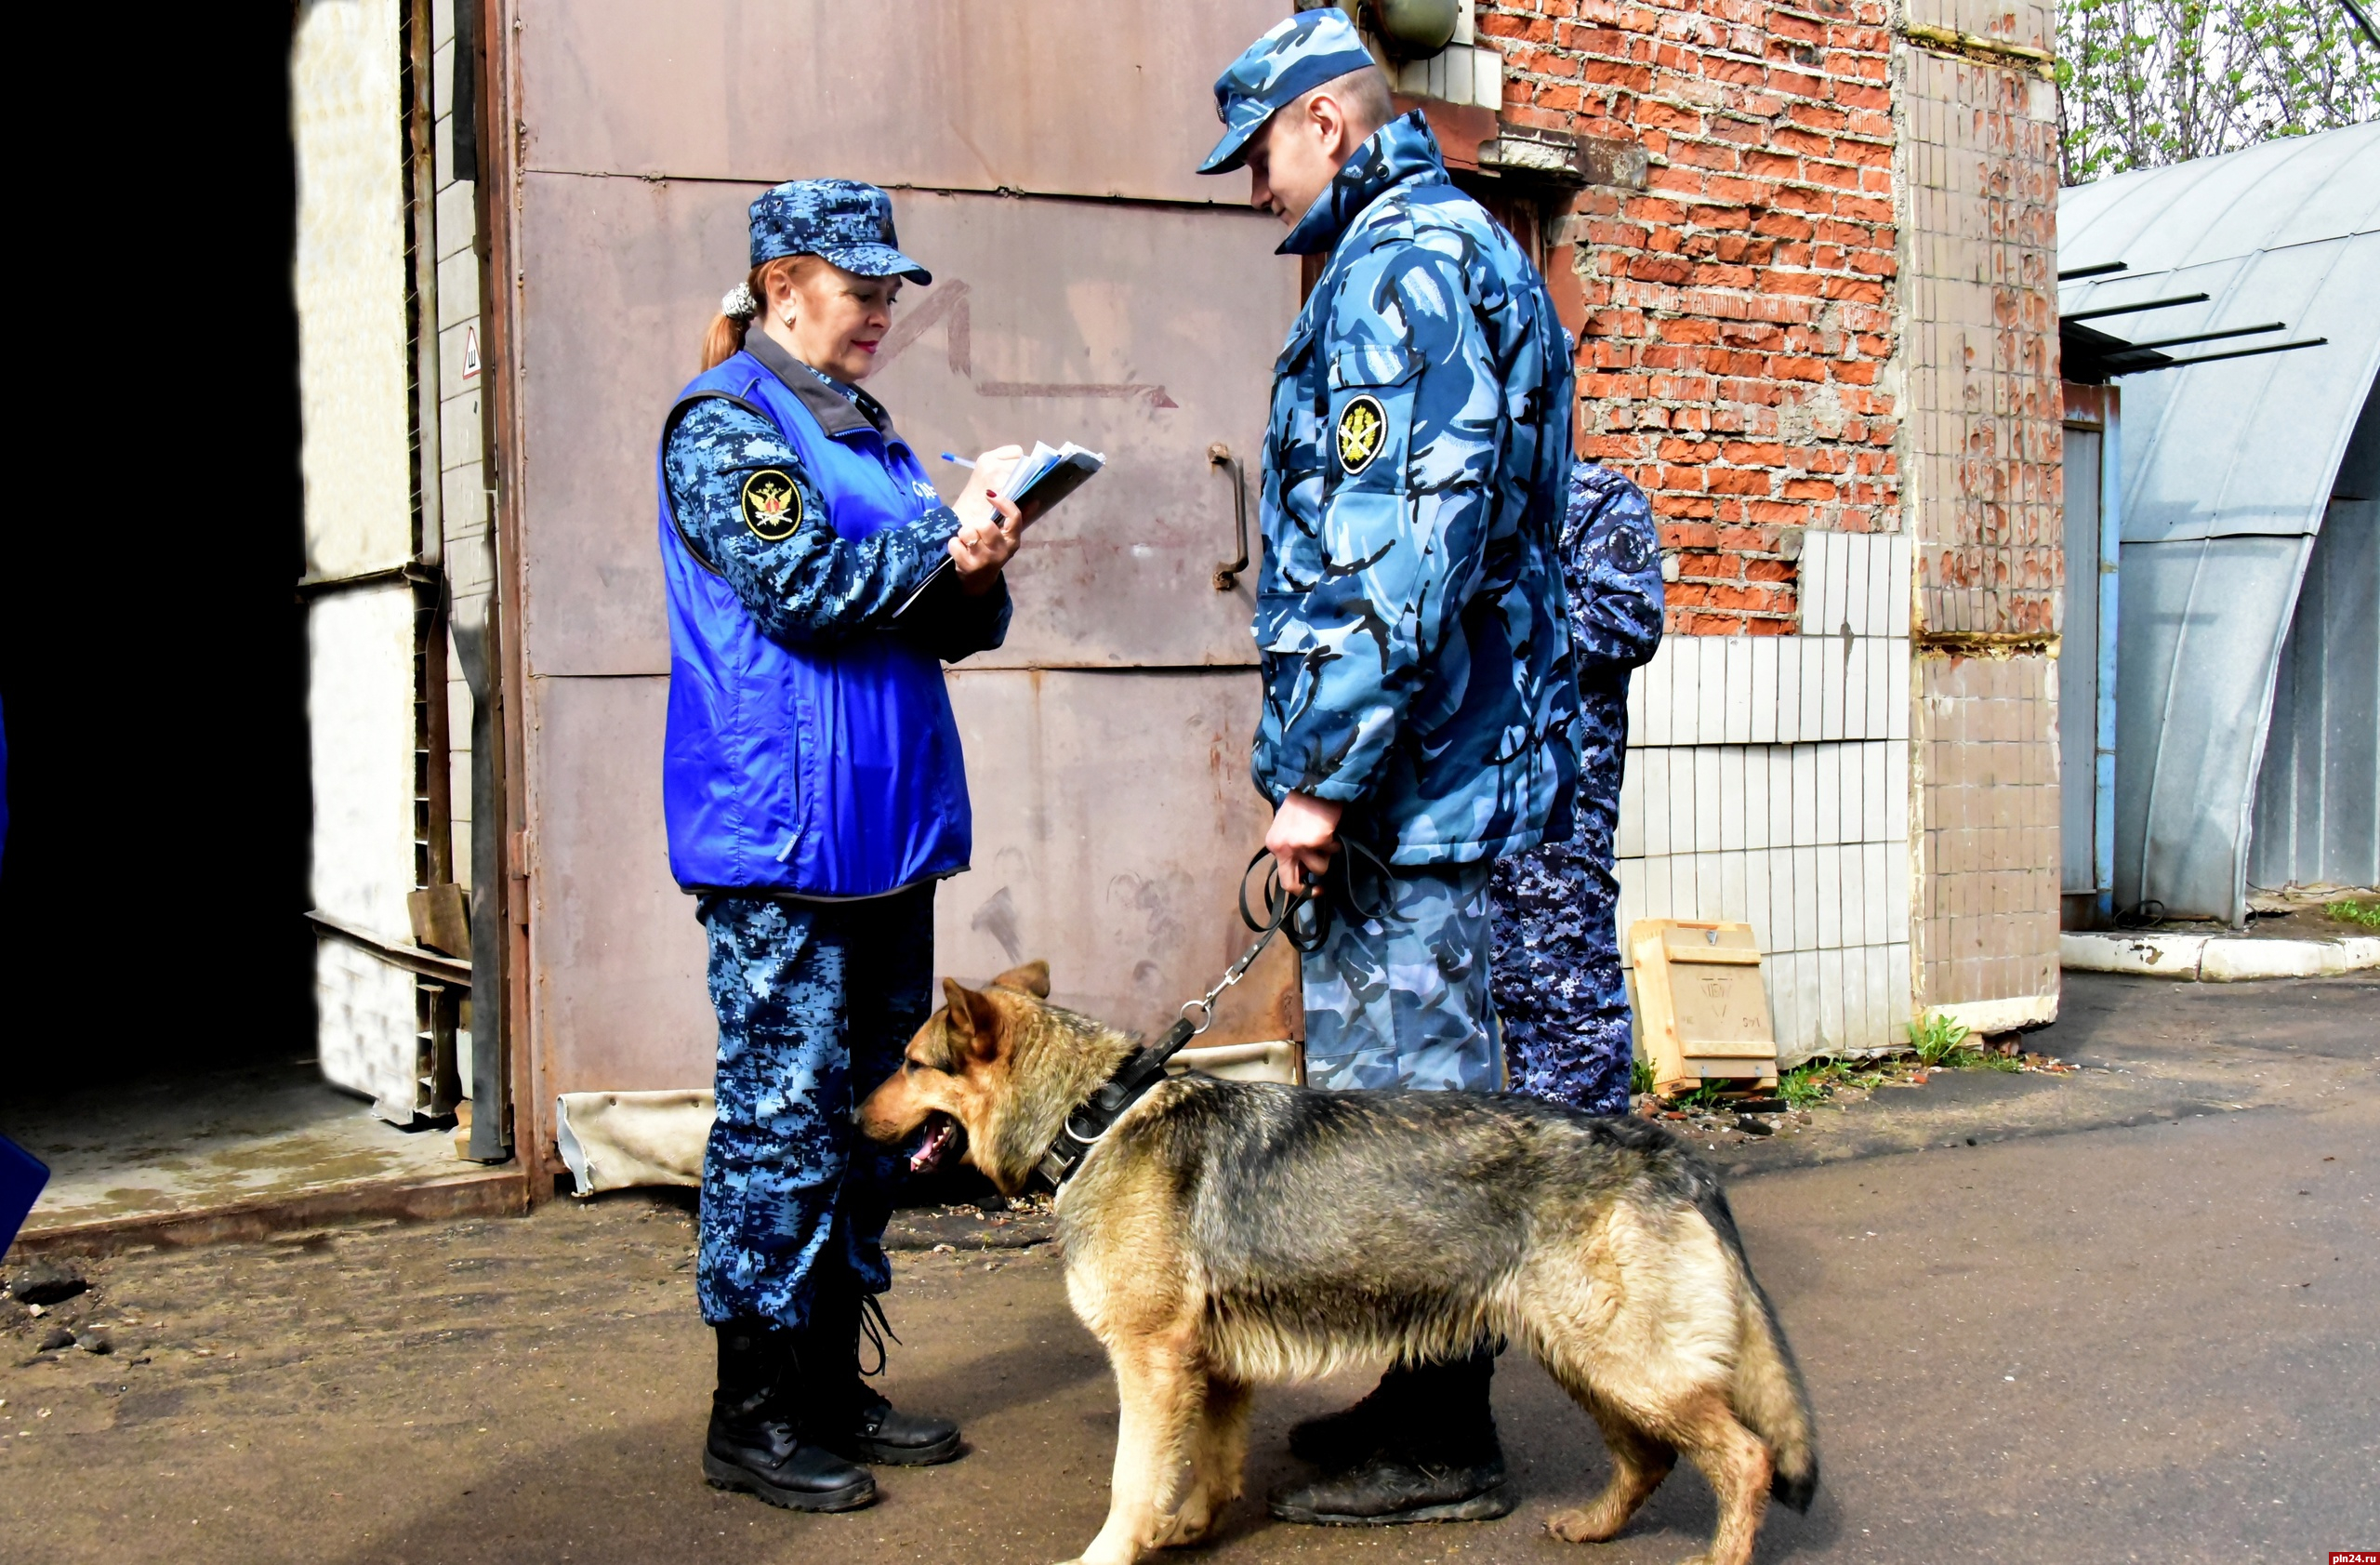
[[747, 179, 932, 283], [1197, 7, 1380, 176]]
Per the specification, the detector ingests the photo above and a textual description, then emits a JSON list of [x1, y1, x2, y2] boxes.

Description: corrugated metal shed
[[2057, 123, 2380, 922], [2250, 386, 2379, 893]]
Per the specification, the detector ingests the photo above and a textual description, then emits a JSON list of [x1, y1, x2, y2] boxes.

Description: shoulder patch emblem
[[1600, 524, 1655, 575], [740, 469, 803, 542], [1336, 394, 1388, 476]]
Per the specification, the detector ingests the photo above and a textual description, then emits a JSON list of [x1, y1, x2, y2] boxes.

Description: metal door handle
[[1210, 443, 1249, 591]]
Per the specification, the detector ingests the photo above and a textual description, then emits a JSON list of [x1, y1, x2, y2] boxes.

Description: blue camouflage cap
[[747, 179, 932, 283], [1198, 7, 1381, 176]]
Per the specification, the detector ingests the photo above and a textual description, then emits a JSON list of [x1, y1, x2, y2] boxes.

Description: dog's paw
[[1153, 1496, 1221, 1548], [1546, 1505, 1626, 1544]]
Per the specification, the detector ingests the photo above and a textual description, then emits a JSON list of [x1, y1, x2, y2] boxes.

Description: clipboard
[[895, 442, 1104, 617]]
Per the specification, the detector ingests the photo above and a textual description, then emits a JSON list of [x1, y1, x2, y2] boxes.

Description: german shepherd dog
[[858, 962, 1817, 1565]]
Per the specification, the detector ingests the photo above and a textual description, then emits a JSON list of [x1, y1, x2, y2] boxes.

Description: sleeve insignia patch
[[1335, 393, 1388, 475], [740, 469, 804, 541], [1600, 524, 1655, 575]]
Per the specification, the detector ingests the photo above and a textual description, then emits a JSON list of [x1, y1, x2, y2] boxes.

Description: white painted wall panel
[[1800, 640, 1827, 739], [1699, 642, 1727, 744], [308, 584, 420, 1112], [316, 939, 421, 1121], [1694, 749, 1722, 854], [294, 0, 426, 1114], [293, 0, 414, 580], [308, 587, 417, 931], [1751, 637, 1779, 745], [1723, 638, 1753, 743]]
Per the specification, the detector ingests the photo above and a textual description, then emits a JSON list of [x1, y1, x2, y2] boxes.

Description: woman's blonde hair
[[700, 255, 823, 370]]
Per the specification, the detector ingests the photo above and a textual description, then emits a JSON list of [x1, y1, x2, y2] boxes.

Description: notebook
[[895, 441, 1105, 616]]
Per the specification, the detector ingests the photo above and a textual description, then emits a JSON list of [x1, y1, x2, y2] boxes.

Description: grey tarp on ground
[[2057, 123, 2380, 923]]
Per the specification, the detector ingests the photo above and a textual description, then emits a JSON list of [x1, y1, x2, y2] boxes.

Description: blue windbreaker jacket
[[657, 338, 1002, 896]]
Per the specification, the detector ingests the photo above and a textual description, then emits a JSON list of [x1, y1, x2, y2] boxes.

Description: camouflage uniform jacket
[[1253, 112, 1581, 866]]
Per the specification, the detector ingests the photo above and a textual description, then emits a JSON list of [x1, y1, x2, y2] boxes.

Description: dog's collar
[[1031, 1017, 1197, 1192]]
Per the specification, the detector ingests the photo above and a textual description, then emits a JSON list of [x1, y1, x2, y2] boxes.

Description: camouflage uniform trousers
[[1302, 858, 1501, 1093], [1488, 826, 1631, 1114], [694, 885, 933, 1330]]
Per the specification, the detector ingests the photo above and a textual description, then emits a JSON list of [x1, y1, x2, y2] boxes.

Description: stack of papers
[[1000, 441, 1105, 510], [893, 441, 1106, 617]]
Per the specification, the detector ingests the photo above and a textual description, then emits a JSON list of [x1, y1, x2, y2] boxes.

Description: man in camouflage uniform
[[1490, 462, 1664, 1113], [1197, 8, 1581, 1526]]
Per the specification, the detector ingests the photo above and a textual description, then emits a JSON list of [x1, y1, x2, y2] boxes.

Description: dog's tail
[[1690, 1178, 1820, 1512]]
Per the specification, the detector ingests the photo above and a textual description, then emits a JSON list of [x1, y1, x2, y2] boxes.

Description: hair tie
[[720, 282, 759, 321]]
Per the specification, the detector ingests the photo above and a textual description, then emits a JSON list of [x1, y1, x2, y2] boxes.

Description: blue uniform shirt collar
[[740, 329, 892, 438], [1279, 112, 1450, 258]]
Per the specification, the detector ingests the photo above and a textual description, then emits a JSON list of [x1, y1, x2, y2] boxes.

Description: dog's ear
[[939, 977, 1005, 1063], [991, 960, 1051, 999]]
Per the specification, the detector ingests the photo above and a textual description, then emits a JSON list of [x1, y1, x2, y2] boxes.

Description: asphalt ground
[[3, 972, 2374, 1565]]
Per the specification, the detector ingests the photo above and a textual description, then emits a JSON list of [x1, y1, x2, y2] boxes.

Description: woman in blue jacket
[[658, 179, 1029, 1514]]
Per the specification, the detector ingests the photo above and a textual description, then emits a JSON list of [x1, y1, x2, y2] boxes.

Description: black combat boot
[[1269, 1346, 1512, 1527], [703, 1319, 877, 1511], [1286, 1362, 1423, 1469], [800, 1273, 964, 1466]]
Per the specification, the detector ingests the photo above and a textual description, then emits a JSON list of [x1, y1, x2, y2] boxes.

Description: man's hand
[[1266, 790, 1343, 894]]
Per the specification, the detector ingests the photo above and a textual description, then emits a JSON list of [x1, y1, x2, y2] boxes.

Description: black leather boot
[[1286, 1362, 1422, 1469], [1269, 1346, 1511, 1527], [703, 1319, 877, 1511], [801, 1276, 963, 1466]]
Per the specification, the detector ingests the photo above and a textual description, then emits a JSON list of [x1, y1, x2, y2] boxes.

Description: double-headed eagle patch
[[1336, 394, 1387, 476], [740, 469, 803, 541]]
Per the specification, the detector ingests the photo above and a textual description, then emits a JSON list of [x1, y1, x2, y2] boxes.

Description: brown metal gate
[[483, 1, 1302, 1177]]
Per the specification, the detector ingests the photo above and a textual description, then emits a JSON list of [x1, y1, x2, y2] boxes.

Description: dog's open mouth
[[909, 1111, 965, 1174]]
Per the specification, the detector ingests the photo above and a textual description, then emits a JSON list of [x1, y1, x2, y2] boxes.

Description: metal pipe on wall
[[456, 0, 515, 1165]]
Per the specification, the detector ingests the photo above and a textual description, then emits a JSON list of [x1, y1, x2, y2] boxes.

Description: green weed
[[2327, 897, 2380, 931], [1778, 1059, 1885, 1107], [1909, 1013, 1974, 1068], [1779, 1061, 1835, 1108], [1669, 1081, 1732, 1111], [1631, 1057, 1656, 1096]]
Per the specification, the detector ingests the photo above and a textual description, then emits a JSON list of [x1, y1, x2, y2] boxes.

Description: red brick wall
[[1481, 0, 1901, 635]]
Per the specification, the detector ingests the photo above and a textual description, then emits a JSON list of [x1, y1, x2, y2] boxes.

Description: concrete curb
[[2061, 931, 2380, 981], [5, 1167, 528, 1264]]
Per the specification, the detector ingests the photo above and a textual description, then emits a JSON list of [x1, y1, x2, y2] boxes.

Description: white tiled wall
[[1618, 532, 1914, 1062]]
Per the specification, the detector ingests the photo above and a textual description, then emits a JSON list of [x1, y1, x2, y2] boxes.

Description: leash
[[1029, 842, 1395, 1192]]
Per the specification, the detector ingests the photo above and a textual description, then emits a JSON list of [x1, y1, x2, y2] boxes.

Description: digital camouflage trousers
[[1488, 826, 1633, 1115], [694, 884, 934, 1331]]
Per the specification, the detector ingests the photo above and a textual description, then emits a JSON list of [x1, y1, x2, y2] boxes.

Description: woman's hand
[[950, 445, 1028, 595], [951, 492, 1025, 594]]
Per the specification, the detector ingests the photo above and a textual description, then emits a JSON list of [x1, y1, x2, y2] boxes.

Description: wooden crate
[[1627, 920, 1779, 1095]]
